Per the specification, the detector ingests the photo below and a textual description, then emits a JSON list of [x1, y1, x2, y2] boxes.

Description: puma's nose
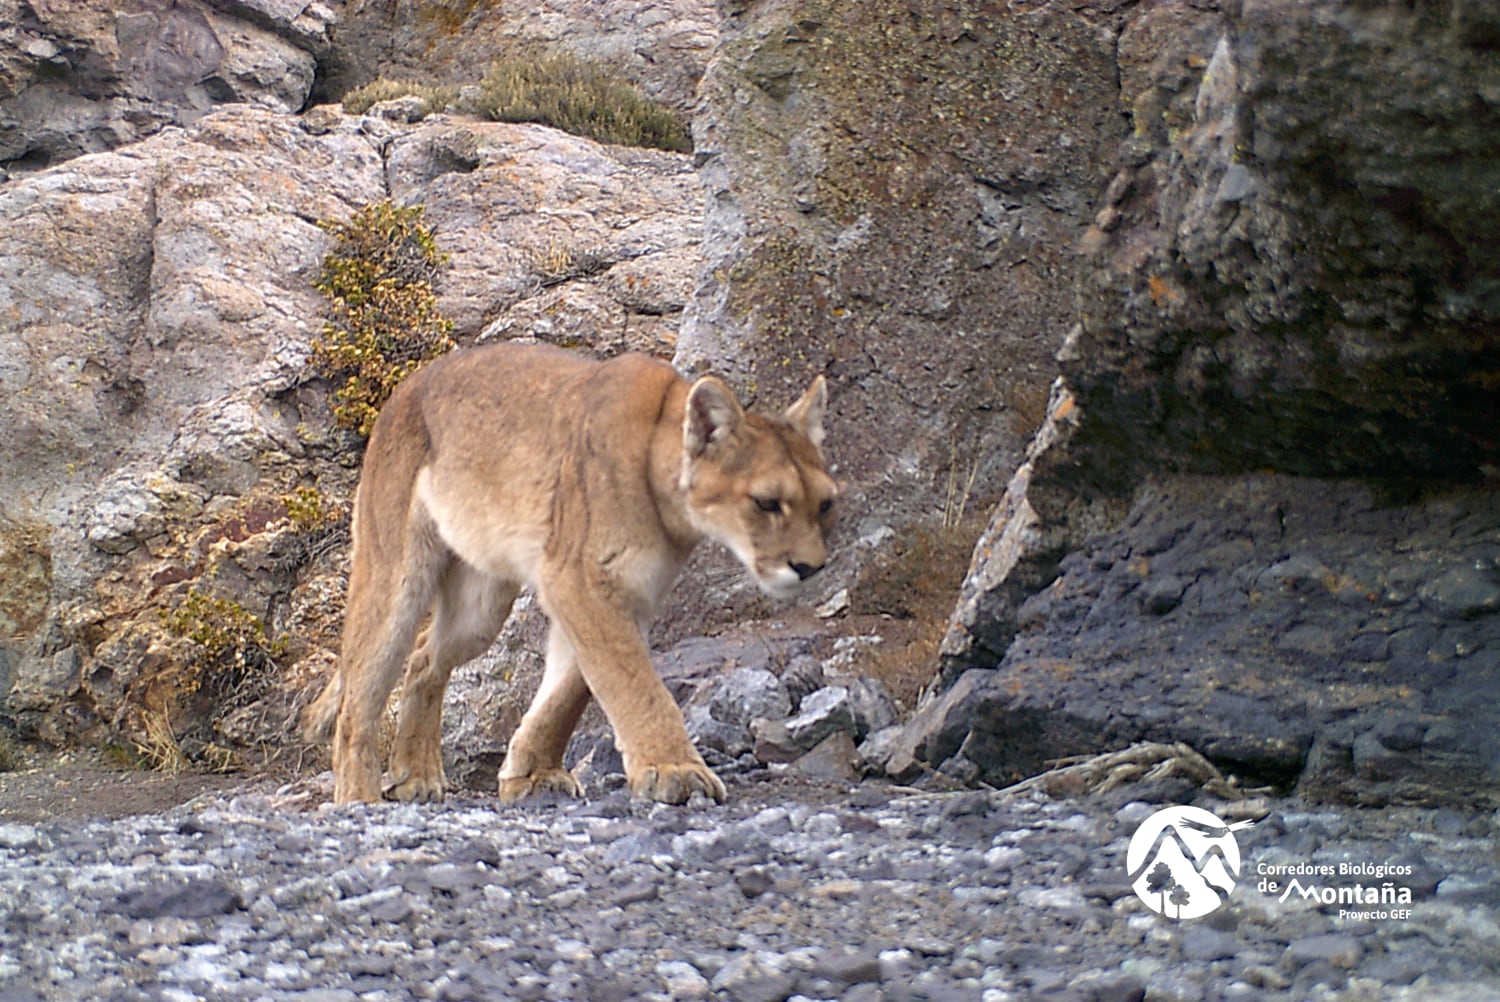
[[790, 561, 823, 581]]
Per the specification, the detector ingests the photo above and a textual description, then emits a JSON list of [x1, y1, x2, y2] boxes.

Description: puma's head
[[681, 374, 837, 598]]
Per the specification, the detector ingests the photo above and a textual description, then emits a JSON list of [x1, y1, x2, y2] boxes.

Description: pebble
[[0, 782, 1496, 1000]]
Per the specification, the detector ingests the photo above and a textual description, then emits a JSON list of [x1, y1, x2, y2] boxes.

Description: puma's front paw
[[385, 771, 446, 803], [629, 761, 727, 804], [497, 768, 584, 804]]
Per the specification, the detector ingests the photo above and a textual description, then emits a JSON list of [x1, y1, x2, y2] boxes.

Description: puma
[[303, 342, 836, 805]]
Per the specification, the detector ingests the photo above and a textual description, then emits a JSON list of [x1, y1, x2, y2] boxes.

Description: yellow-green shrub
[[310, 201, 456, 436]]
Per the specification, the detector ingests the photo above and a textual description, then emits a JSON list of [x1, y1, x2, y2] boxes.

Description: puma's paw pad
[[629, 762, 727, 805], [497, 769, 583, 804]]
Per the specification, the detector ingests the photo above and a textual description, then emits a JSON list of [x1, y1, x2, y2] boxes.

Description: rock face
[[0, 101, 701, 759], [679, 0, 1125, 528], [915, 1, 1500, 807], [1065, 1, 1500, 485], [0, 0, 332, 173]]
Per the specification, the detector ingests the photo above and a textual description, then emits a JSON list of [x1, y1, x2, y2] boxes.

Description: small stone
[[844, 676, 899, 738], [779, 655, 826, 705], [127, 917, 202, 947], [750, 719, 802, 764], [1180, 927, 1236, 962], [733, 865, 775, 899], [1435, 874, 1500, 906], [815, 587, 850, 618], [106, 877, 245, 920], [1283, 934, 1363, 970], [710, 954, 797, 1002], [857, 724, 905, 773], [811, 947, 882, 986], [1085, 971, 1147, 1002], [657, 960, 711, 999], [1242, 965, 1292, 990], [609, 880, 660, 907]]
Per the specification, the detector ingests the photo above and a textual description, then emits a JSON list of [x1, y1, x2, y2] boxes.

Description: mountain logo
[[1125, 805, 1255, 920]]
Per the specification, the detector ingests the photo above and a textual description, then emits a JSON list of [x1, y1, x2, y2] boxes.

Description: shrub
[[159, 592, 285, 686], [310, 201, 456, 436], [278, 485, 352, 572], [342, 78, 457, 117], [472, 51, 691, 153], [144, 591, 288, 772]]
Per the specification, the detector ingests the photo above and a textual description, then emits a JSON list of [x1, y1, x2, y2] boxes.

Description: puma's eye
[[818, 498, 834, 516], [754, 497, 783, 515]]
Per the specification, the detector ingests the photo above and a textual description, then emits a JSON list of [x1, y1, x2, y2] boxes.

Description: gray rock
[[0, 0, 324, 170], [778, 655, 827, 708], [750, 719, 802, 766], [710, 954, 796, 1002], [790, 731, 860, 785], [930, 0, 1500, 816], [811, 947, 882, 986], [857, 725, 906, 774], [707, 667, 793, 728], [910, 475, 1500, 807], [106, 877, 245, 920], [783, 686, 857, 749], [844, 676, 900, 739]]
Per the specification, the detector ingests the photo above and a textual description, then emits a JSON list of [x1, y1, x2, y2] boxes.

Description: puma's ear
[[684, 376, 745, 458], [783, 375, 827, 452]]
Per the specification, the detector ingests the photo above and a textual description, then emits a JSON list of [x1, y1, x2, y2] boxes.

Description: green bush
[[473, 51, 691, 153], [342, 78, 457, 117], [310, 201, 456, 437]]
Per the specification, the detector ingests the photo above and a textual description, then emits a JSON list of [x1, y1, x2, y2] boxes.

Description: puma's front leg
[[497, 623, 590, 803], [541, 575, 725, 805]]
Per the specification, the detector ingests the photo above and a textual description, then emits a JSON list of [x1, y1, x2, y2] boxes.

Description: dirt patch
[[0, 744, 279, 823]]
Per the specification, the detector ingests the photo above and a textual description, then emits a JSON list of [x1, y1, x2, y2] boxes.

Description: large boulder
[[896, 474, 1500, 807], [0, 0, 332, 172], [907, 0, 1500, 807]]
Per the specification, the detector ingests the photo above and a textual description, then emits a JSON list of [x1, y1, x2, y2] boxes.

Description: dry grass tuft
[[472, 51, 690, 153]]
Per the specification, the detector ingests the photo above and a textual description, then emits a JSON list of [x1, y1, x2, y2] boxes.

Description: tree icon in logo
[[1126, 805, 1254, 921]]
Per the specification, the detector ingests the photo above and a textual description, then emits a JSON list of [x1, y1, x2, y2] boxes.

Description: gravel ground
[[1, 768, 1498, 1002]]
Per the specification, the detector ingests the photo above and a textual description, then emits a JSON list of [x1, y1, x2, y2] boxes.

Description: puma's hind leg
[[497, 623, 591, 802], [332, 515, 446, 804], [387, 563, 518, 802]]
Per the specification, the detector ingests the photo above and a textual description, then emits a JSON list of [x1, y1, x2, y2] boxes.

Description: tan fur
[[302, 343, 836, 805]]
